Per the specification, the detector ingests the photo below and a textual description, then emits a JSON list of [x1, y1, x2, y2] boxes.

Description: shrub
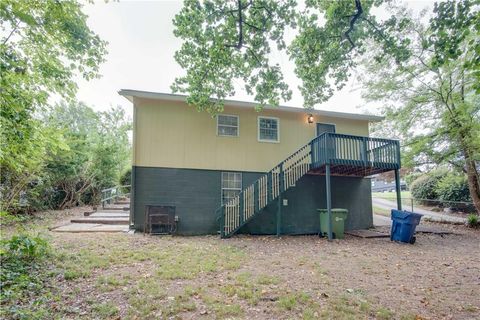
[[2, 234, 49, 261], [437, 174, 471, 203], [0, 211, 28, 226], [467, 214, 479, 228], [405, 172, 423, 187], [410, 171, 445, 200], [0, 234, 52, 318], [120, 168, 132, 187]]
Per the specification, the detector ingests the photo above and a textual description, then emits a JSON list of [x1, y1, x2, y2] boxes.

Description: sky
[[76, 0, 433, 118]]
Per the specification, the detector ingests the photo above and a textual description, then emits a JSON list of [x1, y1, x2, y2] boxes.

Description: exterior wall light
[[307, 114, 314, 124]]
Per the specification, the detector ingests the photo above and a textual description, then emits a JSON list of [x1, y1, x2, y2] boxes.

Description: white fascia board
[[118, 89, 384, 122]]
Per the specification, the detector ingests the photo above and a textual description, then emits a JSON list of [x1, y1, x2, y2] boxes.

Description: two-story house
[[120, 89, 402, 238]]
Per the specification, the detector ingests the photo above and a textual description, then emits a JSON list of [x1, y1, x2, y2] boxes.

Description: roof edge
[[118, 89, 384, 122]]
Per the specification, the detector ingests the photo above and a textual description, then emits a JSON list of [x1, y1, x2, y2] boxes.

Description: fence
[[374, 195, 475, 214]]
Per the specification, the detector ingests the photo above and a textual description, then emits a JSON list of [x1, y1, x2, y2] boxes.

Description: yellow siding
[[133, 97, 370, 172]]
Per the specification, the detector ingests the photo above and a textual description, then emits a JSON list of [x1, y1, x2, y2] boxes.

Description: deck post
[[325, 163, 333, 240], [395, 169, 402, 210]]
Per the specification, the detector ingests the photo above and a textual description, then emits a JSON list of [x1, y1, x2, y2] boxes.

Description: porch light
[[307, 114, 314, 124]]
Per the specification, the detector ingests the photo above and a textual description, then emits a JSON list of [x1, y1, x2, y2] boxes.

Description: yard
[[2, 208, 480, 320]]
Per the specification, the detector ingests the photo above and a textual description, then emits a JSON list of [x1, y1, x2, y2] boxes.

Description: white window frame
[[221, 172, 242, 206], [217, 114, 239, 137], [257, 116, 280, 143]]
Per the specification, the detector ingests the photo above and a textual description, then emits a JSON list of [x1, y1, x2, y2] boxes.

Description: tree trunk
[[465, 157, 480, 215]]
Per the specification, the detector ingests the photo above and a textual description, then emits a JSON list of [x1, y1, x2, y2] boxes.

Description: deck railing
[[218, 133, 400, 238], [311, 133, 400, 170]]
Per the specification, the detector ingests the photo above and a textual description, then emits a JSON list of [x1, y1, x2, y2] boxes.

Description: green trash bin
[[318, 208, 348, 239]]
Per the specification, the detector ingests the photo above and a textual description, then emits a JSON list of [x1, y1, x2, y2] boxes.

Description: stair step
[[90, 213, 129, 218], [102, 206, 130, 211], [52, 223, 129, 233], [71, 218, 129, 225]]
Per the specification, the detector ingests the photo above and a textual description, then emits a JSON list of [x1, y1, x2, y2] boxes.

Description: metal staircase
[[217, 132, 400, 238]]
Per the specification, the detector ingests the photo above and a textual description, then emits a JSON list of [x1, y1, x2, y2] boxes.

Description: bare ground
[[4, 209, 480, 319]]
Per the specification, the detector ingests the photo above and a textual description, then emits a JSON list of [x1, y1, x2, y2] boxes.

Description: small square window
[[221, 172, 242, 205], [217, 115, 239, 137], [258, 117, 279, 142]]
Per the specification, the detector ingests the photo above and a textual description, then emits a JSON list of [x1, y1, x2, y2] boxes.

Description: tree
[[171, 0, 410, 113], [172, 0, 480, 214], [0, 0, 107, 213], [41, 103, 131, 210], [360, 1, 480, 214]]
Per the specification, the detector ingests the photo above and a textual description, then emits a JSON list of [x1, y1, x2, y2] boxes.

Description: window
[[221, 172, 242, 205], [258, 117, 279, 142], [217, 115, 239, 137]]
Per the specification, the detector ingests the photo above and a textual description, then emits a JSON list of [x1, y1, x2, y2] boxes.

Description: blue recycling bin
[[390, 210, 423, 244]]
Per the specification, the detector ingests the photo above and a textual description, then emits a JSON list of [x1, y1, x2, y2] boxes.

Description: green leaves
[[0, 0, 107, 213], [360, 0, 480, 213], [173, 0, 431, 111], [172, 0, 296, 114]]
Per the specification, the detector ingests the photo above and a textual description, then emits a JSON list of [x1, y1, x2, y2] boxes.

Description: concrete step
[[114, 201, 130, 205], [52, 223, 129, 233], [89, 212, 129, 218], [101, 206, 130, 211], [71, 217, 129, 225]]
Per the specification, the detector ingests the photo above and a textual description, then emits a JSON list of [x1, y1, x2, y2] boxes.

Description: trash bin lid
[[391, 209, 423, 220]]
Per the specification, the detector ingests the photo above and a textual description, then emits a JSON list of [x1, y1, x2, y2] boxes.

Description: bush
[[119, 168, 132, 195], [437, 174, 471, 203], [467, 214, 479, 228], [120, 168, 132, 187], [0, 234, 51, 318], [410, 171, 446, 200], [405, 172, 423, 187], [1, 234, 49, 261]]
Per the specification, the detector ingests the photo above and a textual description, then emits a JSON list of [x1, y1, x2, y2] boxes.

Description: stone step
[[71, 217, 129, 225]]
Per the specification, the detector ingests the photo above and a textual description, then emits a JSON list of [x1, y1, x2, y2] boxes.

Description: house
[[371, 175, 407, 193], [119, 89, 402, 238]]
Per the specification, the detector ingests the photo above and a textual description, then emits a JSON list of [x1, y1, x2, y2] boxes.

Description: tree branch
[[2, 21, 19, 46], [226, 0, 245, 49], [344, 0, 363, 51]]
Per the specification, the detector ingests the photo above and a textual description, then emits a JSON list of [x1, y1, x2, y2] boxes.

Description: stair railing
[[219, 141, 314, 238], [218, 132, 400, 238], [101, 185, 131, 208]]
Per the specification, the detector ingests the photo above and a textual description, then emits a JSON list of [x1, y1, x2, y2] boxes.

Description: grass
[[219, 272, 275, 306], [277, 292, 311, 311], [274, 290, 396, 320], [92, 302, 119, 318], [372, 205, 391, 217], [372, 191, 411, 200], [95, 275, 128, 292], [4, 213, 458, 319]]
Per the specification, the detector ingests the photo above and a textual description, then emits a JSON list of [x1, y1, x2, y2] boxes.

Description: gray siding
[[132, 166, 373, 235]]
